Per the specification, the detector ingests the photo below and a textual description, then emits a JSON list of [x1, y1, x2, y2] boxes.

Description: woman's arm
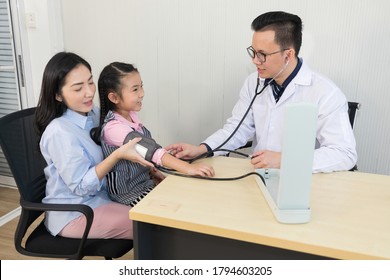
[[95, 137, 154, 180]]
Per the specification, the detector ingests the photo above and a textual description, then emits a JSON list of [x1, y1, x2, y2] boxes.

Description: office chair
[[346, 101, 360, 171], [347, 101, 360, 129], [227, 101, 361, 159], [0, 108, 133, 259]]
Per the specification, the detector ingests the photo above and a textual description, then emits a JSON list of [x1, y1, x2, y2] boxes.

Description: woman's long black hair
[[34, 52, 92, 139]]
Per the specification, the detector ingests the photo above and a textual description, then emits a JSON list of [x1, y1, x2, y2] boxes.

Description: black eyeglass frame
[[246, 46, 289, 63]]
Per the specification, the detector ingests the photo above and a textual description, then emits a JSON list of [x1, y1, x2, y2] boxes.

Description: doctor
[[166, 11, 357, 173]]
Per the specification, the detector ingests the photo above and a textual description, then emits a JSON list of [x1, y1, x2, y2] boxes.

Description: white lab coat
[[203, 61, 357, 173]]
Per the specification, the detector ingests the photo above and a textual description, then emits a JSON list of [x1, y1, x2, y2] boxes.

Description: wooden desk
[[130, 157, 390, 259]]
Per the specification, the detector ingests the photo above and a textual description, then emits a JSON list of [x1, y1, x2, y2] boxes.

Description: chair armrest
[[240, 140, 253, 149], [19, 199, 94, 259], [226, 141, 253, 157], [21, 199, 94, 219]]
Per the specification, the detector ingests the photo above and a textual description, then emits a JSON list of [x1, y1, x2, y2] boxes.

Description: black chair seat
[[25, 220, 133, 259]]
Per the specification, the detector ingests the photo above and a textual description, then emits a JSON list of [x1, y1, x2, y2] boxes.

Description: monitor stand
[[255, 103, 317, 224]]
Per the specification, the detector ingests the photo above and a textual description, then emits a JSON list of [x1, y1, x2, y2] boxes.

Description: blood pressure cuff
[[123, 130, 162, 162]]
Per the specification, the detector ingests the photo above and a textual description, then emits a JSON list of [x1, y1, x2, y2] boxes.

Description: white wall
[[21, 0, 63, 105], [28, 0, 390, 175]]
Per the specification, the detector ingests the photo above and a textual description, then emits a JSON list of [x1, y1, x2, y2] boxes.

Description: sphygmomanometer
[[123, 131, 161, 162]]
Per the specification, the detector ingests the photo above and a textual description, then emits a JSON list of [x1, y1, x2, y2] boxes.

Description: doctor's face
[[251, 30, 289, 81]]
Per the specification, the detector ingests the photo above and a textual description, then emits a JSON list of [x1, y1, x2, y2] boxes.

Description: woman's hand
[[150, 167, 166, 185], [117, 137, 154, 168]]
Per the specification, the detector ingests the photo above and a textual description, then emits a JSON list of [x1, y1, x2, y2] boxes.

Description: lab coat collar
[[275, 59, 312, 105], [291, 59, 312, 86]]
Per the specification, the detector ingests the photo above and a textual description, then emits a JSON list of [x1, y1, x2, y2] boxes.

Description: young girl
[[90, 62, 215, 206], [35, 52, 153, 239]]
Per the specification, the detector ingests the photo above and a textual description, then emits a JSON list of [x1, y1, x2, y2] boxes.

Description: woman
[[34, 52, 152, 239]]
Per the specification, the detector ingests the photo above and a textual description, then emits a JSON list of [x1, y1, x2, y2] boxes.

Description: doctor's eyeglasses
[[246, 46, 289, 63]]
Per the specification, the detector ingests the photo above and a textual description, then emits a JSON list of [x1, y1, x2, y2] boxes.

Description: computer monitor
[[255, 103, 317, 223]]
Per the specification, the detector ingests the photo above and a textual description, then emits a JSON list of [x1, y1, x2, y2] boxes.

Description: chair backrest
[[0, 107, 47, 203], [348, 101, 360, 129]]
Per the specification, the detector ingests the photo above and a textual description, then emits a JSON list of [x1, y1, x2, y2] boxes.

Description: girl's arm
[[161, 153, 215, 177]]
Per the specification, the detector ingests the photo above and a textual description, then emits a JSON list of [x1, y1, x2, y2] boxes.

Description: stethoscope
[[188, 59, 290, 162], [208, 61, 290, 155], [188, 75, 275, 163]]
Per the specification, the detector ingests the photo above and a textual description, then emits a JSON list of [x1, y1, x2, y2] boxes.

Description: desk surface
[[130, 156, 390, 259]]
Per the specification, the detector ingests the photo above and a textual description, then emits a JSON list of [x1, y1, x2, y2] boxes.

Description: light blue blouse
[[40, 106, 112, 236]]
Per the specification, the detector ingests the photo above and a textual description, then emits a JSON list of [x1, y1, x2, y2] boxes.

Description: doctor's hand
[[251, 150, 281, 169], [165, 143, 208, 160]]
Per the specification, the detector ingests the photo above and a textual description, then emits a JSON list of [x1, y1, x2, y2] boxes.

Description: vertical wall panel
[[152, 0, 179, 145], [61, 0, 390, 175], [177, 0, 228, 143]]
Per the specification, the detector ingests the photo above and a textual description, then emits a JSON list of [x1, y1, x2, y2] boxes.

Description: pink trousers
[[59, 202, 133, 239]]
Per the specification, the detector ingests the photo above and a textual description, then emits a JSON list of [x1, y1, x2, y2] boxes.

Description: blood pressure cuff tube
[[123, 130, 162, 162]]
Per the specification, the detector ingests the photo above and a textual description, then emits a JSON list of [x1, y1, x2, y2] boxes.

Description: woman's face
[[57, 64, 96, 115]]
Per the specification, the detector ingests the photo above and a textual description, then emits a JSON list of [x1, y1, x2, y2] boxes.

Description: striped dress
[[101, 111, 155, 206]]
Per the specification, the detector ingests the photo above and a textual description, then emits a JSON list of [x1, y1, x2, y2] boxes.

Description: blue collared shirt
[[40, 106, 111, 236]]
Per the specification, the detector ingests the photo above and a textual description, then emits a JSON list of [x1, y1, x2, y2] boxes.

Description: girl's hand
[[186, 163, 215, 177]]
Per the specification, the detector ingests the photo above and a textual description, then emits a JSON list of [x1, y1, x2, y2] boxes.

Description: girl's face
[[57, 64, 96, 115], [117, 72, 144, 112]]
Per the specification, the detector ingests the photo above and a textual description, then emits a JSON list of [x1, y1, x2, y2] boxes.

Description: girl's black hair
[[90, 62, 138, 145]]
